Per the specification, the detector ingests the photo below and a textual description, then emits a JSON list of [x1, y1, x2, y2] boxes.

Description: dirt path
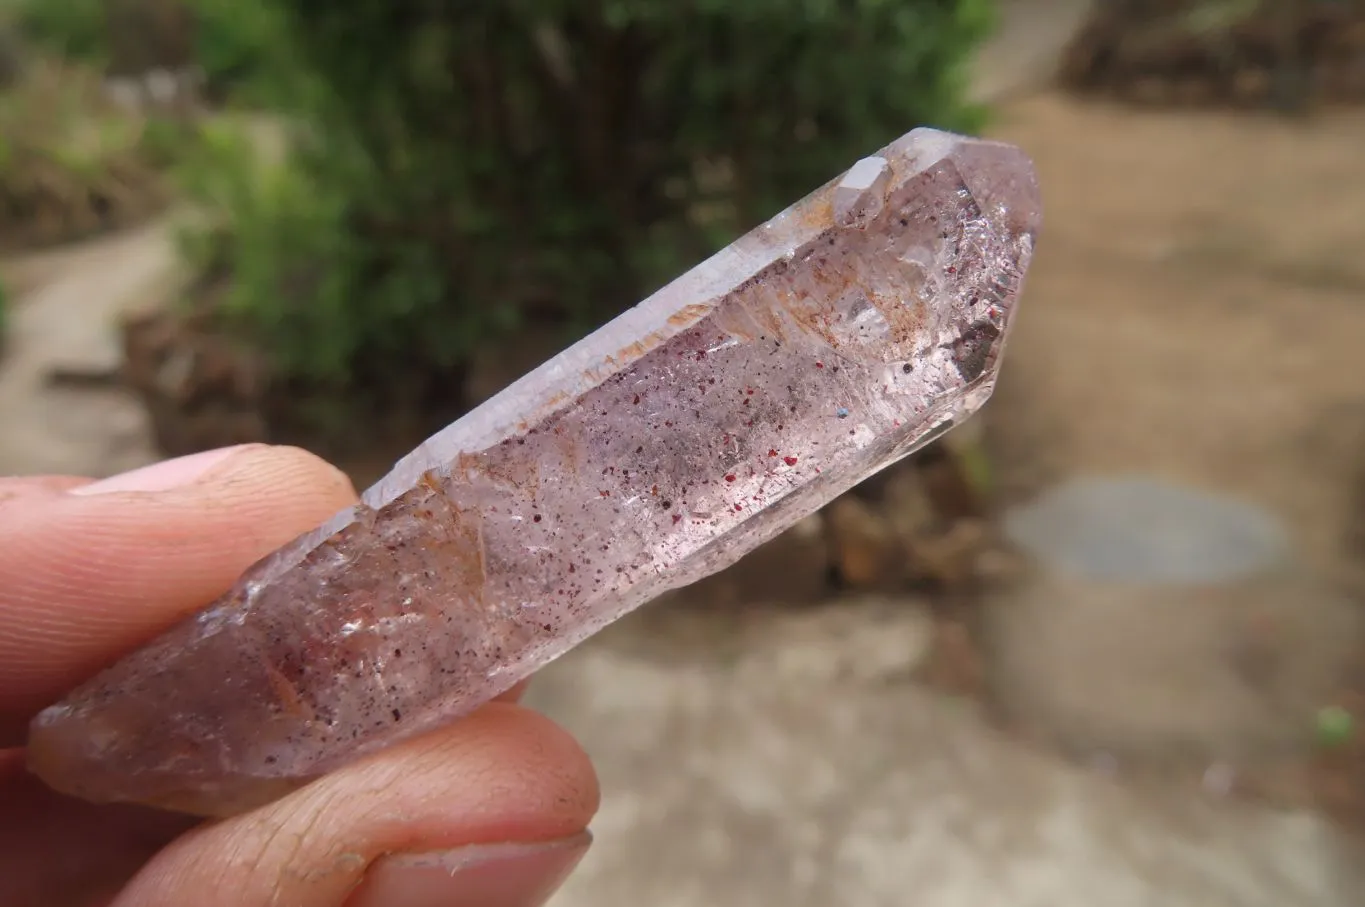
[[971, 0, 1094, 104], [980, 94, 1365, 816], [989, 96, 1365, 551], [0, 219, 177, 478]]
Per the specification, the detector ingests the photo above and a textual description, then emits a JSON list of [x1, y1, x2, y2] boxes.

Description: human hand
[[0, 445, 599, 907]]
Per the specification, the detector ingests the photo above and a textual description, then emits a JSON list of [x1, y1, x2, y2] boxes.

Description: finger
[[0, 475, 92, 503], [0, 445, 359, 743], [0, 749, 198, 907], [113, 703, 599, 907]]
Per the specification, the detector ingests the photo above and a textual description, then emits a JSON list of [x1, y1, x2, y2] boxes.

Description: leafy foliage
[[183, 0, 299, 105], [0, 59, 170, 250], [4, 0, 287, 96], [182, 0, 995, 390], [173, 119, 404, 382], [2, 0, 108, 64]]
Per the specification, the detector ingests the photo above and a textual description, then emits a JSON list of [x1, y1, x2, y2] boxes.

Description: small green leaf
[[1316, 705, 1355, 749]]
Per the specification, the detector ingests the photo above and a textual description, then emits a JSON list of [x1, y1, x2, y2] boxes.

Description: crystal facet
[[833, 155, 891, 227], [28, 128, 1041, 815]]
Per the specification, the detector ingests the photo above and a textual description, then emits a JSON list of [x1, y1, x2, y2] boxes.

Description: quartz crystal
[[28, 128, 1040, 816]]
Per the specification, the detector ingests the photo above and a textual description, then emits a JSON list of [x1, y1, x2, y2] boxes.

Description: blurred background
[[1, 0, 1363, 903]]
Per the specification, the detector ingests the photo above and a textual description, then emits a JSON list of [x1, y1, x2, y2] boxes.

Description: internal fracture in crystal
[[28, 127, 1041, 816]]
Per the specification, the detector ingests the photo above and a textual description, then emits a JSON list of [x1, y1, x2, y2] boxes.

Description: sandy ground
[[980, 95, 1365, 790], [988, 95, 1365, 560]]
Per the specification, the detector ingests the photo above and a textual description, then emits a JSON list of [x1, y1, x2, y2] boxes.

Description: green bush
[[173, 118, 384, 382], [4, 0, 107, 64], [184, 0, 298, 104], [189, 0, 995, 391], [0, 60, 171, 250], [5, 0, 284, 95]]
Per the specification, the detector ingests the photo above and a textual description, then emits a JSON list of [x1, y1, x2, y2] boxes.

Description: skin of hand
[[0, 444, 600, 907]]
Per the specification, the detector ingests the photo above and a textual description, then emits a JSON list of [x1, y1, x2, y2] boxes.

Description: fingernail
[[71, 446, 260, 495], [347, 833, 591, 907]]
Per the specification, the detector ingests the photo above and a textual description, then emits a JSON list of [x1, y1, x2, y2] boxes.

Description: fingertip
[[192, 445, 358, 514], [113, 704, 599, 907], [70, 446, 265, 496], [273, 703, 600, 850]]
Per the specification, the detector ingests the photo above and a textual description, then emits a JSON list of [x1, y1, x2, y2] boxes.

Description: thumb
[[111, 703, 598, 907], [0, 445, 359, 744]]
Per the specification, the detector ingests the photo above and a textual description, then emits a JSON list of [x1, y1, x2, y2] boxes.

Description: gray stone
[[1002, 476, 1289, 584], [987, 476, 1361, 764]]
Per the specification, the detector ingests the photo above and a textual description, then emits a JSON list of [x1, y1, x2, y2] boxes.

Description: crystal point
[[28, 128, 1041, 815], [833, 155, 891, 227]]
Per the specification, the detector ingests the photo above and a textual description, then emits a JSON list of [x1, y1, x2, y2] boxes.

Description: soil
[[1059, 0, 1365, 110], [976, 93, 1365, 827]]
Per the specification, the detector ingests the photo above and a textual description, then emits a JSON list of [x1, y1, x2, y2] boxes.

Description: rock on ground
[[988, 478, 1363, 765]]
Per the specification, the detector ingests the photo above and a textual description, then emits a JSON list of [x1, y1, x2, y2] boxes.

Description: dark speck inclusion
[[28, 128, 1041, 817]]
